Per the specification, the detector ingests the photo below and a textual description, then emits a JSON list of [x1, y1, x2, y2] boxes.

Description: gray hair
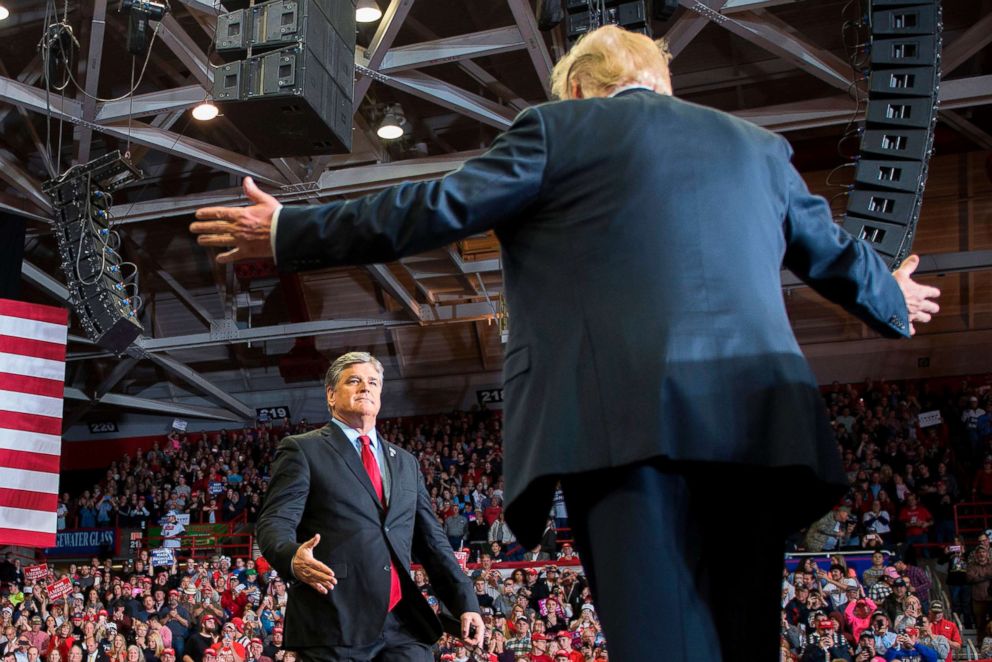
[[324, 352, 385, 391]]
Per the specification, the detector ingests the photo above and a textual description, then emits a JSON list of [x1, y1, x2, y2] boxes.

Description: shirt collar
[[609, 84, 656, 98], [331, 417, 379, 448]]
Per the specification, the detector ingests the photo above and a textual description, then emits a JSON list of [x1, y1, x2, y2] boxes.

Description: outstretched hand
[[460, 611, 485, 647], [190, 176, 280, 264], [892, 254, 941, 336], [291, 534, 337, 595]]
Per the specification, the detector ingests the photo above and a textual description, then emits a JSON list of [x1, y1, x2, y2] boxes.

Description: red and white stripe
[[0, 298, 68, 548]]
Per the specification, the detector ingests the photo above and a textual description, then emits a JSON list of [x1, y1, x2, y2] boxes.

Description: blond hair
[[550, 25, 672, 100]]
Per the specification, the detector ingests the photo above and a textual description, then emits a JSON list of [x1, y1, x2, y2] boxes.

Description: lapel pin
[[389, 448, 396, 457]]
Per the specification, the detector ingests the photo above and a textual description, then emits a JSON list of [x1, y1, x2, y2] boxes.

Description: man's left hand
[[460, 611, 484, 647], [190, 176, 279, 264], [892, 254, 941, 335]]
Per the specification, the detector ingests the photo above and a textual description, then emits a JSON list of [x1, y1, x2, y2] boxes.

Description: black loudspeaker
[[565, 0, 651, 43], [841, 0, 941, 268], [42, 152, 144, 354], [213, 0, 356, 156], [537, 0, 564, 31], [653, 0, 678, 21]]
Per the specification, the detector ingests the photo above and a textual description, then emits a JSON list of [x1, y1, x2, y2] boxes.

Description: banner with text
[[25, 564, 48, 581], [44, 528, 117, 557], [46, 577, 72, 601]]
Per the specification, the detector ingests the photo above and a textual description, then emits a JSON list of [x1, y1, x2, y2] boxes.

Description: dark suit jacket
[[275, 89, 910, 547], [255, 424, 478, 648]]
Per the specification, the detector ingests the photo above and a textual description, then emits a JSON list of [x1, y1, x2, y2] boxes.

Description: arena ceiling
[[1, 0, 991, 426]]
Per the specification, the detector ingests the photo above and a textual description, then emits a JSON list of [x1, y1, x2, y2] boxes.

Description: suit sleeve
[[275, 108, 548, 271], [778, 138, 910, 339], [255, 437, 310, 579], [410, 468, 480, 617]]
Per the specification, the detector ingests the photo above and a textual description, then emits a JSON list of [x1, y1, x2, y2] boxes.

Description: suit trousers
[[295, 612, 431, 662], [561, 460, 790, 662]]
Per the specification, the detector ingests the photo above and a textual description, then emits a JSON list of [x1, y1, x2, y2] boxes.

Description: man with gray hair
[[256, 351, 482, 661]]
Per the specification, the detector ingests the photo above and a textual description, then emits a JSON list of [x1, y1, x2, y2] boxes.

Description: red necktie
[[359, 435, 402, 611]]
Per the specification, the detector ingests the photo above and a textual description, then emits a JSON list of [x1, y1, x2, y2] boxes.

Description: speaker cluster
[[842, 0, 942, 268], [42, 152, 145, 354]]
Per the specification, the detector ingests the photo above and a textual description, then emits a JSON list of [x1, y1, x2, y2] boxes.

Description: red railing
[[954, 501, 992, 543], [144, 531, 254, 561]]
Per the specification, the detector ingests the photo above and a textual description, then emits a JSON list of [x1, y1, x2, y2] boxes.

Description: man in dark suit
[[254, 352, 482, 661], [192, 25, 940, 661]]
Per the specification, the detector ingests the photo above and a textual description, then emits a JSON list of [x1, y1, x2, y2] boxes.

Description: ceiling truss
[[1, 0, 990, 421]]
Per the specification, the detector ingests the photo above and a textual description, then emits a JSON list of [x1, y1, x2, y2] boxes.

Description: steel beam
[[781, 250, 992, 288], [353, 0, 417, 109], [405, 17, 529, 112], [0, 75, 83, 120], [0, 147, 54, 213], [365, 264, 423, 321], [664, 10, 712, 58], [96, 85, 205, 122], [100, 393, 246, 422], [0, 193, 51, 225], [87, 74, 992, 223], [692, 6, 852, 91], [175, 0, 228, 16], [722, 0, 799, 10], [156, 14, 214, 88], [145, 352, 255, 420], [363, 67, 516, 129], [738, 75, 992, 131], [377, 26, 526, 73], [0, 58, 55, 178], [0, 57, 43, 127], [21, 261, 69, 302], [98, 120, 287, 185], [940, 110, 992, 151], [67, 318, 416, 361], [505, 0, 553, 98], [134, 318, 413, 354], [0, 76, 284, 184], [123, 236, 216, 327], [75, 0, 109, 164], [942, 11, 992, 75]]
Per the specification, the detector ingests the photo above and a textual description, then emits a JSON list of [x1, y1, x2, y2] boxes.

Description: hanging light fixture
[[376, 104, 406, 140], [192, 98, 219, 121], [0, 5, 10, 20], [356, 0, 382, 23]]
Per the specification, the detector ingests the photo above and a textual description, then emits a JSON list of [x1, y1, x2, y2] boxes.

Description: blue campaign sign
[[209, 481, 224, 495], [44, 528, 116, 557]]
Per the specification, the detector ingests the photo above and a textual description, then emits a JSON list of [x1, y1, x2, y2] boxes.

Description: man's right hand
[[291, 534, 337, 595]]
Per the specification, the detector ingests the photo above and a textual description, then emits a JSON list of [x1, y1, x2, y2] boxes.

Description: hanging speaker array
[[841, 0, 942, 268]]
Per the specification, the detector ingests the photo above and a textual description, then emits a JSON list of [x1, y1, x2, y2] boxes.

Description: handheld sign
[[47, 577, 72, 601]]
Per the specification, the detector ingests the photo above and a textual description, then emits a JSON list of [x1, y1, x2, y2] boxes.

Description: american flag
[[0, 298, 68, 548]]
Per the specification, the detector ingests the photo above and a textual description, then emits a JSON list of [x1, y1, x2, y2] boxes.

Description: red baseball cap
[[250, 639, 262, 646], [162, 650, 175, 657]]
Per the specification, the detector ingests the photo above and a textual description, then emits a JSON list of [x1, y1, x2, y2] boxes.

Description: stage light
[[192, 99, 219, 121], [0, 5, 9, 21], [356, 0, 382, 23], [377, 105, 406, 140]]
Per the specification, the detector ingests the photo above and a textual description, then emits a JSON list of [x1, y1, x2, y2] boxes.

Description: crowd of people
[[781, 378, 991, 661], [7, 376, 990, 661]]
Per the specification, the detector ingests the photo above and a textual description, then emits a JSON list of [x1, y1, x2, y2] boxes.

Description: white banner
[[919, 410, 943, 428]]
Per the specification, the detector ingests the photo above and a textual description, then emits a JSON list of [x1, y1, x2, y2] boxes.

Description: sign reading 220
[[256, 406, 291, 422]]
